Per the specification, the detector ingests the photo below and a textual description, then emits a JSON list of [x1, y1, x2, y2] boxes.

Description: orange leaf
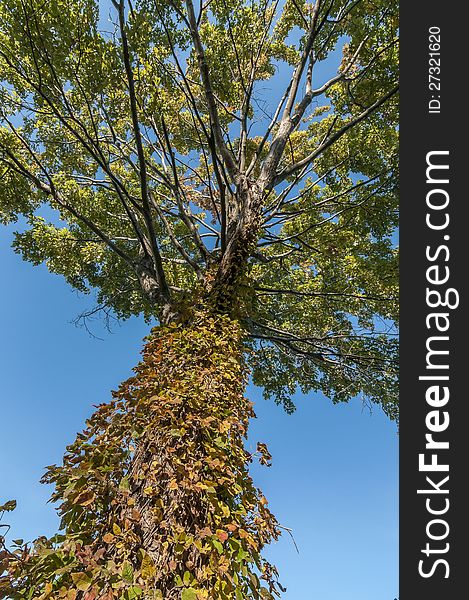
[[199, 527, 212, 538], [216, 530, 228, 543]]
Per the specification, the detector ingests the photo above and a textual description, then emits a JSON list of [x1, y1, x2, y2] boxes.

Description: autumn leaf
[[0, 500, 17, 512], [216, 530, 228, 543], [140, 550, 156, 580], [118, 477, 130, 492], [74, 491, 95, 507], [168, 560, 177, 571]]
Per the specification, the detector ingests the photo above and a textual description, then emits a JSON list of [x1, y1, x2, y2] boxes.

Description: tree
[[0, 0, 398, 598]]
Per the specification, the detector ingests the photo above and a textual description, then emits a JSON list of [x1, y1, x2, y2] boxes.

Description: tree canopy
[[0, 0, 398, 416]]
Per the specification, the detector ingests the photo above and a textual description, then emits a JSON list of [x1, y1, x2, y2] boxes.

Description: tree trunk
[[123, 311, 279, 598], [25, 309, 281, 600]]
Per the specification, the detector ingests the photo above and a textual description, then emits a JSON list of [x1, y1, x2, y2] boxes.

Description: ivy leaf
[[74, 490, 95, 506], [0, 500, 17, 512], [112, 523, 122, 535], [140, 550, 156, 580], [126, 586, 143, 599], [121, 561, 134, 583], [71, 572, 92, 592], [119, 477, 130, 492], [216, 530, 228, 543]]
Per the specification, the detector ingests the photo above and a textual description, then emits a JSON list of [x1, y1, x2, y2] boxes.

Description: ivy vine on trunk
[[3, 311, 281, 598], [0, 0, 398, 598]]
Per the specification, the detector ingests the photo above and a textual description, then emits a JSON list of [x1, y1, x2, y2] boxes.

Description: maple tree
[[0, 0, 398, 598]]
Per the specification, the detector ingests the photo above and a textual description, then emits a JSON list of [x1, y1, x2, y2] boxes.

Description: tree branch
[[274, 84, 398, 185], [115, 0, 170, 302], [183, 0, 240, 181]]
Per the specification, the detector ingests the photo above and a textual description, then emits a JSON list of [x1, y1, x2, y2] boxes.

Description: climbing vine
[[1, 312, 281, 599]]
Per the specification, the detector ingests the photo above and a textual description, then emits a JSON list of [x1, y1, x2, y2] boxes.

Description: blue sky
[[0, 224, 398, 600]]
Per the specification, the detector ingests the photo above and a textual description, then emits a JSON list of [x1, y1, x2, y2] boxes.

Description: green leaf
[[122, 561, 134, 583], [181, 589, 197, 600], [71, 572, 92, 592], [183, 571, 191, 586], [119, 476, 130, 492]]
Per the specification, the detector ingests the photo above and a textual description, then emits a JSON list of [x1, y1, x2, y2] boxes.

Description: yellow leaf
[[71, 572, 92, 592], [140, 550, 156, 580]]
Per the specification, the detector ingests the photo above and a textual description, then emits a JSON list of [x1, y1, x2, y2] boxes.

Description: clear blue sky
[[0, 224, 398, 599]]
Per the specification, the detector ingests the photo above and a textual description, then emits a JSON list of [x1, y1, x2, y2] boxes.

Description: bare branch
[[116, 0, 170, 301], [182, 0, 239, 181]]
